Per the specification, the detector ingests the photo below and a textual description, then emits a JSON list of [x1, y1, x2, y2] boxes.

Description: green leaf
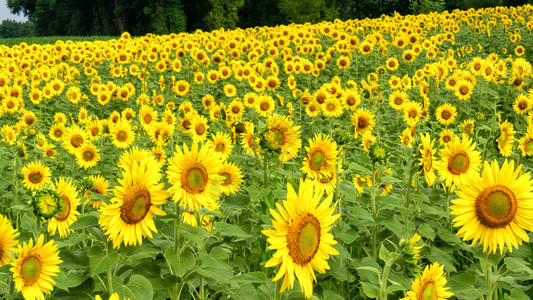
[[215, 222, 251, 238], [122, 245, 161, 260], [504, 257, 533, 276], [197, 255, 234, 284], [59, 249, 89, 270], [69, 215, 98, 230], [348, 207, 375, 226], [113, 275, 154, 300], [88, 245, 120, 276], [165, 248, 196, 277], [360, 281, 380, 298], [231, 272, 266, 284], [504, 289, 530, 300], [427, 247, 457, 273], [378, 244, 390, 262], [322, 289, 344, 300], [417, 223, 435, 241], [179, 223, 212, 245]]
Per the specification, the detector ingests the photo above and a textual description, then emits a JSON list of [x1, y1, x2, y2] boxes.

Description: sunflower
[[518, 126, 533, 157], [264, 114, 302, 162], [461, 119, 475, 134], [402, 263, 453, 300], [139, 105, 158, 128], [301, 133, 339, 179], [208, 131, 234, 160], [305, 101, 321, 117], [403, 101, 423, 126], [47, 177, 80, 238], [439, 129, 455, 146], [385, 57, 399, 71], [151, 146, 167, 167], [321, 97, 343, 118], [451, 160, 533, 254], [435, 103, 457, 126], [418, 133, 437, 186], [99, 158, 168, 248], [336, 55, 350, 70], [0, 214, 18, 267], [188, 115, 209, 143], [62, 125, 88, 154], [389, 90, 408, 111], [219, 162, 243, 196], [341, 90, 360, 111], [497, 120, 516, 157], [435, 136, 481, 187], [84, 175, 110, 209], [256, 95, 276, 118], [227, 99, 245, 120], [513, 94, 531, 115], [10, 234, 62, 300], [351, 108, 376, 138], [74, 142, 100, 169], [111, 120, 135, 149], [166, 142, 223, 210], [262, 179, 340, 299], [454, 79, 474, 101], [21, 161, 52, 191]]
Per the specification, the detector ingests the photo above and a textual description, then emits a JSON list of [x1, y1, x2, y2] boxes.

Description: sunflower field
[[2, 4, 533, 300]]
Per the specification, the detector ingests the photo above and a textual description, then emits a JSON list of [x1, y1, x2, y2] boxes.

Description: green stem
[[199, 277, 205, 300], [485, 260, 493, 300], [105, 240, 114, 295], [405, 160, 416, 209], [263, 156, 269, 188], [371, 162, 378, 260], [274, 278, 282, 300], [172, 203, 182, 300], [379, 254, 402, 300]]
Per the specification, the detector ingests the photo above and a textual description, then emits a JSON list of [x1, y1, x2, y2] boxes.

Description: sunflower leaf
[[165, 248, 196, 277], [87, 245, 120, 276], [113, 274, 154, 300]]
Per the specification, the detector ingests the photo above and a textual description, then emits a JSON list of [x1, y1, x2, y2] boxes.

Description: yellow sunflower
[[10, 234, 62, 300], [450, 160, 533, 254], [402, 263, 453, 300], [166, 142, 223, 211], [111, 120, 135, 149], [219, 162, 243, 196], [62, 125, 88, 154], [188, 115, 209, 143], [497, 120, 516, 157], [47, 177, 80, 238], [301, 133, 339, 179], [84, 175, 110, 209], [419, 133, 437, 186], [389, 90, 408, 111], [262, 179, 340, 299], [99, 158, 168, 248], [454, 79, 474, 101], [435, 136, 481, 187], [0, 214, 19, 267], [264, 114, 302, 162], [518, 125, 533, 157], [435, 103, 457, 126], [513, 94, 531, 115], [351, 108, 375, 138], [75, 142, 100, 169], [208, 131, 234, 160], [21, 161, 52, 191]]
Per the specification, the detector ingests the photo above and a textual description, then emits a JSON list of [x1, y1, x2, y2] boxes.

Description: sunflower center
[[71, 135, 83, 147], [260, 102, 270, 111], [358, 118, 368, 129], [287, 213, 321, 266], [56, 196, 71, 221], [394, 97, 403, 105], [423, 150, 433, 171], [459, 86, 469, 95], [29, 171, 43, 184], [117, 131, 127, 142], [475, 185, 517, 228], [144, 114, 152, 124], [21, 255, 42, 284], [220, 172, 231, 185], [447, 151, 469, 175], [409, 109, 417, 118], [518, 100, 528, 110], [442, 110, 451, 120], [183, 166, 208, 193], [232, 106, 240, 114], [120, 184, 152, 224], [525, 140, 533, 153], [309, 151, 326, 171], [417, 280, 437, 300], [195, 123, 206, 135], [84, 149, 95, 161], [215, 143, 225, 152], [346, 96, 356, 106], [91, 128, 99, 136]]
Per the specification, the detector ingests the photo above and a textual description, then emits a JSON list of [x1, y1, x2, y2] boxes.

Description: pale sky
[[0, 0, 28, 22]]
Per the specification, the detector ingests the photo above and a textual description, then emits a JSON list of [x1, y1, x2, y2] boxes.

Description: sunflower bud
[[369, 141, 389, 163], [31, 189, 62, 219], [400, 233, 424, 278], [332, 128, 351, 145], [80, 177, 94, 191]]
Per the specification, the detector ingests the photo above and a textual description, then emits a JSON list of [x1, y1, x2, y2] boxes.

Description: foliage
[[0, 20, 35, 38], [410, 0, 446, 14]]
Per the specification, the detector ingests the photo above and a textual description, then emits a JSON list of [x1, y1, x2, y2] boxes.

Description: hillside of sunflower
[[1, 4, 533, 300]]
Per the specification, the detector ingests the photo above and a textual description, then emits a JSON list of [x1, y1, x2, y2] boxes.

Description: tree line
[[3, 0, 530, 37]]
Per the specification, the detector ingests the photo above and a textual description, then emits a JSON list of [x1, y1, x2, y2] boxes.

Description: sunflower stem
[[172, 203, 182, 300], [379, 253, 402, 300], [105, 240, 114, 295], [274, 277, 282, 300], [263, 156, 269, 188], [485, 262, 493, 300], [404, 159, 416, 209], [371, 161, 378, 260]]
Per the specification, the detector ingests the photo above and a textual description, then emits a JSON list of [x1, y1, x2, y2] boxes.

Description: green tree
[[206, 0, 245, 30], [0, 20, 35, 38], [278, 0, 338, 24]]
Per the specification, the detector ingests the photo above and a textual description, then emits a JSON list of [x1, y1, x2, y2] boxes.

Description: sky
[[0, 0, 28, 22]]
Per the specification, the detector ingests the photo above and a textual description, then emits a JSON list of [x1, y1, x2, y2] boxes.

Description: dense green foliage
[[5, 0, 533, 36], [0, 20, 34, 38]]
